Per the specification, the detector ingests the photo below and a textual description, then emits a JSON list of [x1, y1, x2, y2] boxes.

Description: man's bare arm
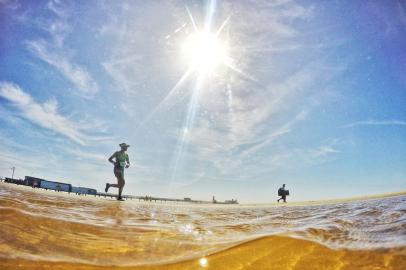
[[108, 152, 116, 165], [125, 155, 130, 168]]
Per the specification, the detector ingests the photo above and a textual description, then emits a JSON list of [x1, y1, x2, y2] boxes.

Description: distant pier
[[1, 177, 238, 204], [95, 193, 238, 204]]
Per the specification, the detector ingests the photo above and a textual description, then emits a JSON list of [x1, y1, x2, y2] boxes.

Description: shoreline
[[244, 191, 406, 208], [1, 181, 405, 208]]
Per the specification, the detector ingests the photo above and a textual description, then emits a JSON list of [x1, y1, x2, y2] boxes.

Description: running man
[[105, 143, 130, 201]]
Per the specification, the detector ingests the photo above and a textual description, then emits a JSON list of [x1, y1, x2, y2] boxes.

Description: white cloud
[[25, 0, 98, 96], [0, 0, 20, 10], [312, 145, 340, 158], [0, 81, 87, 144], [47, 0, 67, 19], [26, 40, 98, 96], [242, 139, 342, 177], [343, 120, 406, 128], [0, 140, 111, 188], [239, 114, 297, 158], [183, 60, 338, 175], [0, 134, 62, 179], [102, 57, 142, 95], [63, 148, 106, 163], [151, 1, 341, 180], [91, 1, 343, 184]]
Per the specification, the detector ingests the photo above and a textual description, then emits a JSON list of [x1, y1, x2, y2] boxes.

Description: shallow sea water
[[1, 182, 405, 269]]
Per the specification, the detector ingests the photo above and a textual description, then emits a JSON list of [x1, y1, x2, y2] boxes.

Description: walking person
[[277, 184, 288, 203], [105, 143, 130, 201]]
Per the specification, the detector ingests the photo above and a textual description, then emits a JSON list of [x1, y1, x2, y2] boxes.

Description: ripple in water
[[1, 182, 405, 269]]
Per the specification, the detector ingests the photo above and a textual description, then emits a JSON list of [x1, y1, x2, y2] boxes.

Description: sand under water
[[1, 182, 405, 269]]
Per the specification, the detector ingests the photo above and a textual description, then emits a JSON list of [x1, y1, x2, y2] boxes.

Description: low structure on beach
[[131, 195, 238, 204], [1, 176, 238, 204], [4, 177, 25, 185], [9, 176, 97, 195]]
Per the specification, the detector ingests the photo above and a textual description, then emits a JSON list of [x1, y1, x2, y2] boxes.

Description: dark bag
[[278, 188, 289, 196]]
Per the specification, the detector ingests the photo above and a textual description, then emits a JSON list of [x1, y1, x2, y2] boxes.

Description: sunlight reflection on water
[[1, 183, 406, 268]]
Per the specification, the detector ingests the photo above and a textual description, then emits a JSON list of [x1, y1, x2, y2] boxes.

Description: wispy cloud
[[144, 1, 343, 181], [240, 110, 309, 158], [0, 0, 21, 10], [311, 145, 340, 158], [102, 55, 144, 95], [62, 147, 107, 164], [239, 139, 342, 179], [25, 0, 98, 96], [272, 142, 340, 169], [0, 133, 61, 179], [0, 81, 87, 144], [343, 120, 406, 128], [26, 40, 98, 96], [184, 57, 342, 176], [0, 140, 111, 187]]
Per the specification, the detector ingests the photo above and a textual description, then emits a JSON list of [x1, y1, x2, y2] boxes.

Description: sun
[[182, 31, 228, 74]]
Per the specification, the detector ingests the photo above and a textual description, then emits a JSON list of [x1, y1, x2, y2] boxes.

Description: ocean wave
[[1, 182, 406, 268]]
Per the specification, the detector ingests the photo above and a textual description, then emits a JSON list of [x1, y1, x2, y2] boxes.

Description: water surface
[[1, 183, 405, 269]]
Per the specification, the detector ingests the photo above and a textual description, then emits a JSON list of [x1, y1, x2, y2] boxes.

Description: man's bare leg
[[106, 172, 125, 200], [107, 167, 122, 193], [105, 183, 119, 192], [118, 177, 125, 200]]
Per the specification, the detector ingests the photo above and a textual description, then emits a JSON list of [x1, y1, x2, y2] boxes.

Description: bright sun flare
[[182, 31, 228, 74]]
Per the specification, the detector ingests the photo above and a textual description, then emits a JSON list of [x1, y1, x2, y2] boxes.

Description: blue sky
[[0, 0, 405, 203]]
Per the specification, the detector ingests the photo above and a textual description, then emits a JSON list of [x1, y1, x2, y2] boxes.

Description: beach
[[1, 182, 405, 269]]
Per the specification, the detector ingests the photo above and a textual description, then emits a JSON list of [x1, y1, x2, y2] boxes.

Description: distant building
[[25, 176, 72, 192], [24, 176, 42, 188], [23, 176, 98, 194], [39, 179, 72, 192]]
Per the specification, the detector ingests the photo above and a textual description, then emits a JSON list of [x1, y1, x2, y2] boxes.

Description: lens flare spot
[[199, 257, 208, 267]]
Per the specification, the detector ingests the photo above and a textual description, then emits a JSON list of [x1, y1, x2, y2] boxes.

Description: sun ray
[[170, 75, 204, 182], [227, 82, 233, 114], [215, 15, 231, 36], [166, 0, 254, 184], [223, 56, 258, 83], [204, 0, 217, 31], [186, 6, 198, 32], [135, 67, 194, 131]]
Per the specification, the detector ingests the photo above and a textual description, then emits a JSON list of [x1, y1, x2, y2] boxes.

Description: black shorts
[[114, 166, 124, 178]]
